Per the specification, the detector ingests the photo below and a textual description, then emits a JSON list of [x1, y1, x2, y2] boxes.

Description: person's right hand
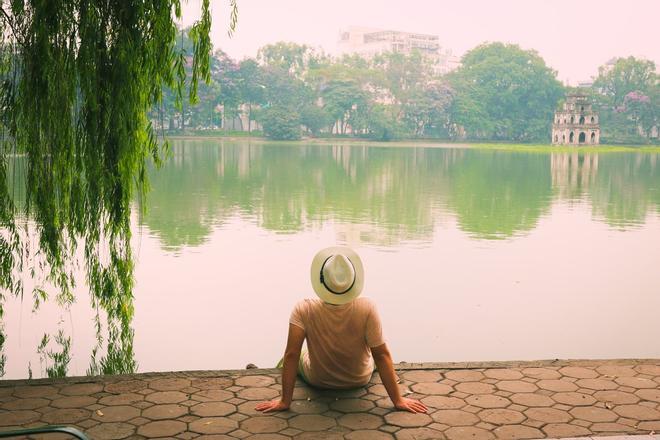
[[255, 399, 290, 413], [394, 397, 428, 413]]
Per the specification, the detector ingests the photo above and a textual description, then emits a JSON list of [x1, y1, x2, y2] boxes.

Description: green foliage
[[36, 330, 71, 378], [300, 105, 331, 136], [0, 0, 229, 377], [448, 42, 565, 142], [259, 107, 301, 140], [592, 57, 659, 143]]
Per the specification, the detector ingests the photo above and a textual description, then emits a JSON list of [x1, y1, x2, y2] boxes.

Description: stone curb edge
[[2, 358, 658, 387]]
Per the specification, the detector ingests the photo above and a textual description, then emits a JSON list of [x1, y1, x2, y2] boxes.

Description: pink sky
[[181, 0, 659, 85]]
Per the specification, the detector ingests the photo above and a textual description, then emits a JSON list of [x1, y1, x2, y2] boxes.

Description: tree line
[[155, 31, 659, 144]]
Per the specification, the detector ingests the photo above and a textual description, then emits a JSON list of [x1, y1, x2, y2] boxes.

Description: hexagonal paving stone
[[60, 382, 104, 396], [558, 366, 599, 379], [384, 412, 432, 428], [105, 380, 147, 394], [346, 430, 394, 439], [521, 367, 560, 380], [51, 395, 97, 408], [13, 385, 59, 398], [478, 409, 525, 425], [142, 403, 188, 420], [542, 423, 591, 438], [1, 397, 49, 410], [635, 364, 660, 375], [465, 395, 510, 409], [92, 405, 140, 422], [495, 381, 537, 393], [596, 365, 637, 377], [455, 382, 495, 395], [636, 388, 660, 403], [289, 399, 329, 414], [190, 401, 236, 417], [594, 390, 640, 404], [483, 369, 523, 380], [493, 425, 543, 440], [614, 376, 657, 388], [241, 415, 288, 433], [590, 422, 631, 432], [237, 387, 279, 400], [86, 422, 135, 439], [431, 409, 479, 425], [145, 390, 188, 404], [369, 384, 409, 397], [420, 395, 465, 409], [395, 427, 443, 440], [98, 393, 144, 406], [338, 413, 383, 430], [149, 377, 191, 391], [138, 419, 187, 437], [612, 404, 660, 420], [411, 382, 453, 395], [289, 414, 336, 431], [445, 426, 494, 440], [537, 379, 578, 392], [192, 389, 234, 402], [509, 393, 554, 407], [445, 370, 485, 382], [191, 377, 233, 389], [551, 391, 596, 406], [570, 406, 618, 422], [575, 378, 618, 390], [235, 375, 276, 387], [0, 409, 41, 426], [42, 408, 91, 424], [331, 398, 376, 412], [524, 407, 571, 423], [402, 370, 443, 383]]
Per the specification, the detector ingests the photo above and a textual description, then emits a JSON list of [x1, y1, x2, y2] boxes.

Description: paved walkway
[[0, 359, 659, 439]]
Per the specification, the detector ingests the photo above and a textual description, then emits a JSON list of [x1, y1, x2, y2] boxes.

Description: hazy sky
[[181, 0, 659, 85]]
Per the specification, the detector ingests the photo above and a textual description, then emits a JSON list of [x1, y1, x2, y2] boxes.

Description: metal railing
[[0, 426, 89, 439]]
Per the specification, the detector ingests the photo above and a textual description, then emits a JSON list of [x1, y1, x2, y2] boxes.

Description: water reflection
[[141, 141, 660, 249]]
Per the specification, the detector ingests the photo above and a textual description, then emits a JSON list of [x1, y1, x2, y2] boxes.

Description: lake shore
[[166, 135, 660, 154], [1, 358, 658, 439]]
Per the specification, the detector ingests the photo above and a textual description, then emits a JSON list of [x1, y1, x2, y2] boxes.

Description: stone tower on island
[[552, 93, 600, 145]]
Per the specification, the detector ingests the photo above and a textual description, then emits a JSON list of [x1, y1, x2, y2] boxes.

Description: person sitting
[[255, 246, 428, 414]]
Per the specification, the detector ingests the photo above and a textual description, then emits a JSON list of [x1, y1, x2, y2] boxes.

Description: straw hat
[[310, 246, 364, 305]]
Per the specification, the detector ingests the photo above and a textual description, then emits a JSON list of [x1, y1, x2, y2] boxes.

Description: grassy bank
[[166, 134, 660, 154]]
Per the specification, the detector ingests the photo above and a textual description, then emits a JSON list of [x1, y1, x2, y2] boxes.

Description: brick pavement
[[0, 359, 659, 439]]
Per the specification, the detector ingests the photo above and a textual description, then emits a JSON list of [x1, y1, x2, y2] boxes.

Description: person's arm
[[255, 323, 305, 412], [371, 343, 428, 413]]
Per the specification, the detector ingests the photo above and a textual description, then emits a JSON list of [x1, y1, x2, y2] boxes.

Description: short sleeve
[[289, 300, 306, 331], [365, 301, 385, 348]]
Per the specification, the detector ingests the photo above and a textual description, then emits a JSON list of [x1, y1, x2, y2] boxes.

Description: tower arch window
[[591, 132, 596, 143], [579, 116, 585, 124], [570, 116, 574, 124], [591, 116, 595, 124], [579, 132, 586, 143], [569, 132, 574, 143], [554, 134, 558, 142]]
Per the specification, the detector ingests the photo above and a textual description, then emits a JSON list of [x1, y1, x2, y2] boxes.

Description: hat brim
[[310, 246, 364, 305]]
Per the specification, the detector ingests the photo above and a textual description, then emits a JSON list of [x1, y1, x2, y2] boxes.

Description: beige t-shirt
[[289, 297, 385, 389]]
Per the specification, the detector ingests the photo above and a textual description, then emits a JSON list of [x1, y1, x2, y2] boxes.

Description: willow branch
[[0, 6, 24, 46]]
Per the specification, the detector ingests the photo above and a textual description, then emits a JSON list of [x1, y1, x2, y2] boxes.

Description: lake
[[3, 140, 660, 379]]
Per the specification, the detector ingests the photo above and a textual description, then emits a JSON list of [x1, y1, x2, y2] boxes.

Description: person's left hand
[[255, 399, 290, 413]]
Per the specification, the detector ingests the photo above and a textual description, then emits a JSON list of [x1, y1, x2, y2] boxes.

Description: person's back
[[290, 297, 383, 388], [256, 246, 427, 414]]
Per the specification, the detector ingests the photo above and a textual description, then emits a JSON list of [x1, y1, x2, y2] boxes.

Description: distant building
[[552, 93, 600, 145], [337, 26, 459, 74]]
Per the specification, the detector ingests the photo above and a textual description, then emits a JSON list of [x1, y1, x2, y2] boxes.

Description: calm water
[[4, 140, 660, 379]]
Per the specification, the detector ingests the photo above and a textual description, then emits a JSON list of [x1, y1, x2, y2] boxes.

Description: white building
[[338, 26, 460, 74]]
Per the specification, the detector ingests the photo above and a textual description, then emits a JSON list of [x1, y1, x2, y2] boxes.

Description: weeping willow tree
[[0, 0, 237, 377]]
